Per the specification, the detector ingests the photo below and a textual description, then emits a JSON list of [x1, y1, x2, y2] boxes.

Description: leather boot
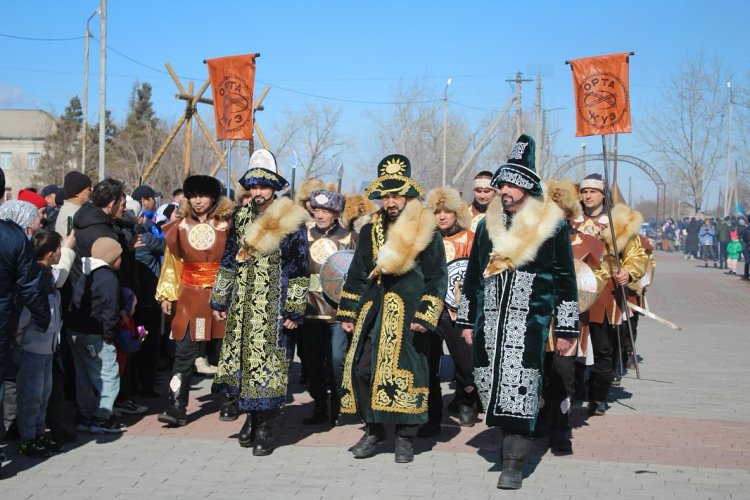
[[394, 435, 414, 463], [157, 372, 189, 426], [548, 405, 573, 453], [302, 399, 329, 425], [497, 434, 532, 490], [238, 412, 256, 448], [458, 404, 477, 427], [252, 410, 279, 456], [219, 393, 239, 422], [351, 427, 386, 459]]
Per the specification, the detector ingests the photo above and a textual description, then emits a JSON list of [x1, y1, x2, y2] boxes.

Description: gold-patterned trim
[[340, 301, 373, 415], [371, 216, 386, 263], [337, 308, 358, 320], [285, 277, 309, 315], [340, 290, 361, 302], [371, 292, 428, 414], [414, 294, 442, 328]]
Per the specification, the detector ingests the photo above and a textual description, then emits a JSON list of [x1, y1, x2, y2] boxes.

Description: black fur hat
[[183, 175, 222, 200]]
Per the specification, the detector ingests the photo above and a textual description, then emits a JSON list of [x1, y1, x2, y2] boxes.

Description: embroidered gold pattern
[[337, 308, 358, 320], [371, 293, 428, 413], [340, 301, 373, 414], [340, 290, 361, 302], [365, 175, 425, 197], [310, 238, 339, 264], [286, 277, 309, 315], [414, 294, 442, 328], [187, 223, 216, 250]]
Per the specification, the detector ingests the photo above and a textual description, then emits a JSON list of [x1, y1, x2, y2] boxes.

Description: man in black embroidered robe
[[457, 135, 579, 490]]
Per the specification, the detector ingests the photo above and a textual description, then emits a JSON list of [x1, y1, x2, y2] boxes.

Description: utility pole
[[506, 72, 532, 138], [442, 78, 451, 187], [82, 8, 99, 171], [723, 81, 733, 217], [98, 0, 107, 182], [535, 76, 542, 174]]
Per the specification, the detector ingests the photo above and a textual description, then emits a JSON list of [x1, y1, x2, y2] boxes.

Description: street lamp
[[81, 7, 100, 171], [442, 78, 451, 187]]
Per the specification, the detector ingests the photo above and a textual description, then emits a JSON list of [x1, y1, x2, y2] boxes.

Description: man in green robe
[[457, 135, 579, 490], [337, 154, 448, 464]]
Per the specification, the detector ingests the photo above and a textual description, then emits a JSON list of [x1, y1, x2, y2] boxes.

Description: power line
[[0, 32, 85, 42]]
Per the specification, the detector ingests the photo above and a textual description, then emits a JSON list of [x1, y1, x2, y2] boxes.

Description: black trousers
[[130, 304, 162, 392], [301, 320, 348, 403], [588, 319, 615, 402], [426, 309, 476, 422], [356, 333, 417, 438]]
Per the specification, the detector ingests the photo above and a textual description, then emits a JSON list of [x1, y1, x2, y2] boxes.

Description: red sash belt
[[181, 262, 220, 288]]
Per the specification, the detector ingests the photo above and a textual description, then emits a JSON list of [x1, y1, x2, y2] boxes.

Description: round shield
[[445, 258, 469, 309], [574, 259, 599, 312], [320, 250, 355, 304]]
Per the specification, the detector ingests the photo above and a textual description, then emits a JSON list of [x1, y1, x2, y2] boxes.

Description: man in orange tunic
[[155, 175, 234, 427]]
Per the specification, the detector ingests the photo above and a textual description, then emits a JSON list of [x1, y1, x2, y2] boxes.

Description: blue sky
[[1, 0, 747, 204]]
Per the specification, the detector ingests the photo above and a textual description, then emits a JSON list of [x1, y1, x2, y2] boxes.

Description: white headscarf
[[0, 199, 38, 230]]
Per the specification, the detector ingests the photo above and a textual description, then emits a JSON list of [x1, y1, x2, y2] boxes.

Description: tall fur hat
[[424, 186, 472, 230], [183, 175, 222, 200], [295, 178, 334, 207], [341, 193, 378, 230], [545, 179, 582, 220]]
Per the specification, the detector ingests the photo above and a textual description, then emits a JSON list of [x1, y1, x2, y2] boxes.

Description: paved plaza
[[1, 250, 749, 499]]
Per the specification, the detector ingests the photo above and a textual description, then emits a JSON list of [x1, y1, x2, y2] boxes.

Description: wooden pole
[[183, 81, 193, 178]]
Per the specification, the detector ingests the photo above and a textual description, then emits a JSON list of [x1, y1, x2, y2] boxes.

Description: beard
[[501, 194, 525, 212], [385, 205, 403, 221]]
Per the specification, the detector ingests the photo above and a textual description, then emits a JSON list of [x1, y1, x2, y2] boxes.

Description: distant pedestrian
[[726, 231, 742, 275]]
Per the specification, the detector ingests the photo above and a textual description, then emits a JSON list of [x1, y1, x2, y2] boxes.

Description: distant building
[[0, 109, 55, 200]]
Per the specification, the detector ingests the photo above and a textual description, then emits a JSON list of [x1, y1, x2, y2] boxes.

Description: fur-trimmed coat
[[336, 199, 448, 425], [210, 196, 311, 411], [456, 193, 579, 433], [570, 203, 648, 325], [155, 196, 235, 341]]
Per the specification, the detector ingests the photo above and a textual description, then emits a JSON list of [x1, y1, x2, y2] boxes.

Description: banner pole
[[601, 134, 641, 380], [226, 140, 232, 197]]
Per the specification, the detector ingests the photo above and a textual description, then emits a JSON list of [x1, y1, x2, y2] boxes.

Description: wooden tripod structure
[[141, 62, 271, 184]]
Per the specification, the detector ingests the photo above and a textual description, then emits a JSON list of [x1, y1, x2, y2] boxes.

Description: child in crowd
[[14, 230, 74, 457], [726, 231, 743, 276], [66, 237, 126, 434]]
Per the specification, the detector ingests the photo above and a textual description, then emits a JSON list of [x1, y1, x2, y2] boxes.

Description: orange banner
[[206, 54, 256, 140], [569, 52, 632, 137]]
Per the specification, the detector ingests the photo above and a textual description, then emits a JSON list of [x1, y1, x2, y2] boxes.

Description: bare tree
[[272, 104, 350, 180], [641, 54, 730, 214]]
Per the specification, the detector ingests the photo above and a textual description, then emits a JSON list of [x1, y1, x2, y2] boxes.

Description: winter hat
[[18, 189, 46, 209], [730, 231, 738, 239], [63, 171, 92, 199], [0, 200, 38, 229], [579, 173, 606, 194], [91, 237, 122, 265], [183, 175, 222, 200], [41, 184, 59, 198], [365, 154, 425, 200], [309, 189, 345, 213], [424, 186, 472, 229], [491, 134, 543, 196], [239, 149, 289, 191]]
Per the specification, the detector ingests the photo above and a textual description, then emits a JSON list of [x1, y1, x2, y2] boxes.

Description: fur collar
[[237, 197, 310, 261], [178, 196, 235, 222], [545, 179, 582, 220], [483, 191, 563, 277], [370, 198, 436, 278], [601, 203, 643, 253]]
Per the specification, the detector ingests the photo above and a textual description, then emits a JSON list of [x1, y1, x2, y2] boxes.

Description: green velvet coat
[[337, 202, 448, 425], [456, 195, 579, 433]]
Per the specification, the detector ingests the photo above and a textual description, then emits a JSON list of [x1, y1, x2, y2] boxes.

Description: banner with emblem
[[206, 54, 257, 140], [569, 52, 632, 137]]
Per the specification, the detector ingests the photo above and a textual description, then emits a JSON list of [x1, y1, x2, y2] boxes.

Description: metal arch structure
[[552, 153, 666, 223]]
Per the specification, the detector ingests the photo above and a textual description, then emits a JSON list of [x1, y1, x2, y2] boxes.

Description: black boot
[[238, 412, 256, 448], [458, 404, 478, 427], [548, 404, 573, 453], [219, 393, 239, 422], [253, 410, 279, 456], [351, 426, 386, 459], [394, 435, 414, 463], [497, 434, 532, 490], [157, 372, 189, 426], [302, 399, 329, 425]]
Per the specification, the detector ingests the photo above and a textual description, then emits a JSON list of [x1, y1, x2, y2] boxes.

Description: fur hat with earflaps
[[424, 186, 472, 230]]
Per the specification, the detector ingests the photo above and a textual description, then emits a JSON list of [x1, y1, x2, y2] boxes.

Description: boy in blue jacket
[[67, 237, 126, 434]]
